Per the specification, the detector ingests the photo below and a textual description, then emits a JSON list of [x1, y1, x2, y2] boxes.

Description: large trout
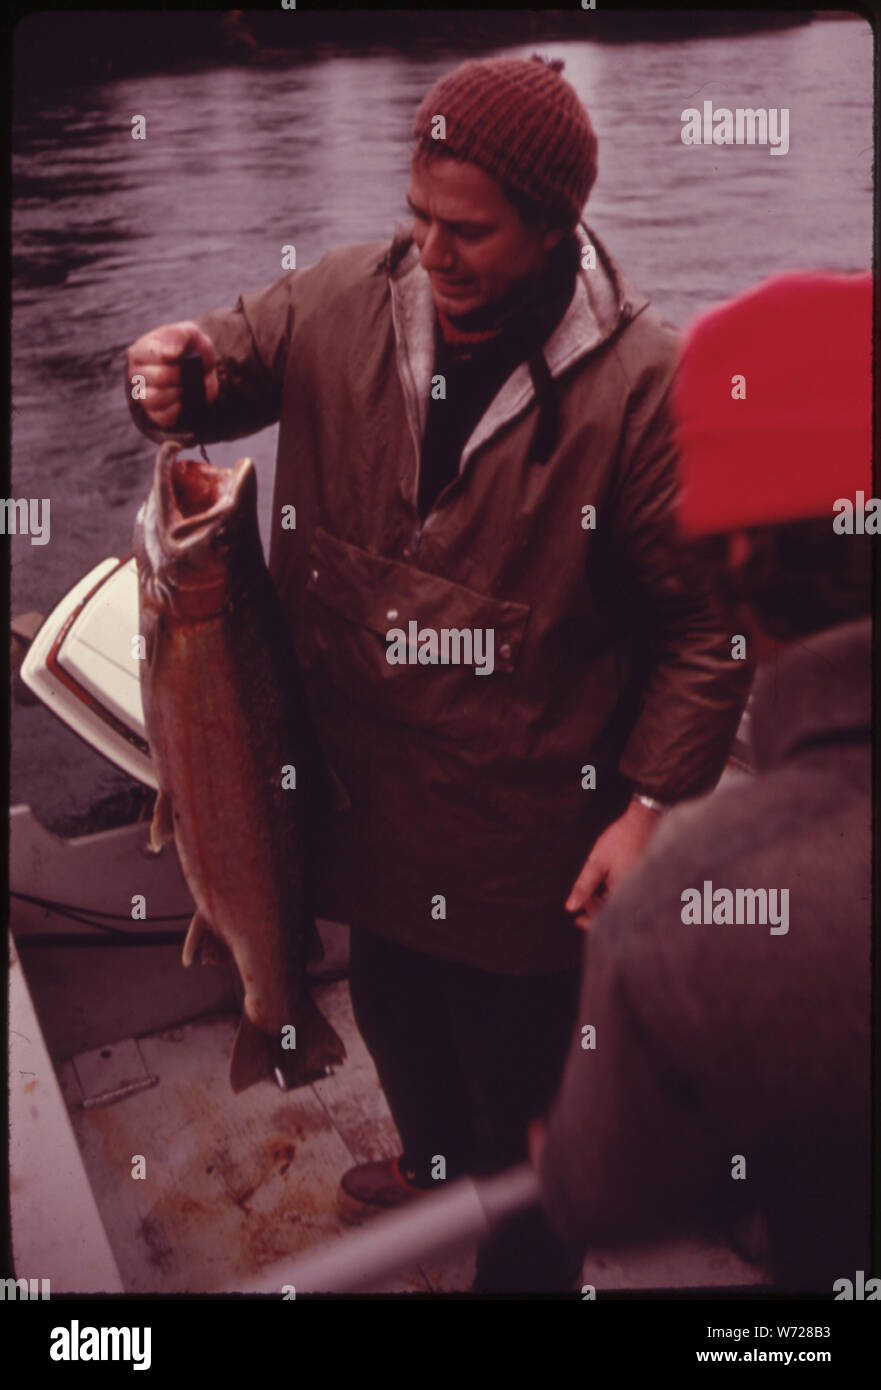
[[133, 441, 346, 1092]]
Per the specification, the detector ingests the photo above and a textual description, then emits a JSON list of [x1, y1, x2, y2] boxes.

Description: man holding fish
[[126, 56, 750, 1292]]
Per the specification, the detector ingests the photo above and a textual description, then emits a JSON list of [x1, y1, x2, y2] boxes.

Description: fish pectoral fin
[[182, 909, 230, 967], [147, 788, 175, 854]]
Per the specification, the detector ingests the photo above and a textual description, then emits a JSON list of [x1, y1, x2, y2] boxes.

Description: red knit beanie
[[412, 55, 598, 231], [672, 271, 874, 537]]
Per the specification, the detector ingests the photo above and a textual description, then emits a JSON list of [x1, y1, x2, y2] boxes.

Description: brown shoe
[[337, 1156, 426, 1225]]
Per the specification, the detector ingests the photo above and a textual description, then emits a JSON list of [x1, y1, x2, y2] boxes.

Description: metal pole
[[238, 1162, 543, 1294]]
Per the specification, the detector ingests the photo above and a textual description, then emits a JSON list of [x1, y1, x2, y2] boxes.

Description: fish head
[[134, 442, 261, 618]]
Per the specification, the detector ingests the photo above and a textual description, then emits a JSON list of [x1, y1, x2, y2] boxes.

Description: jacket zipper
[[392, 260, 635, 556]]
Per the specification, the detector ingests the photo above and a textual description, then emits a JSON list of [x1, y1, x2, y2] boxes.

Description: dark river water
[[10, 16, 874, 833]]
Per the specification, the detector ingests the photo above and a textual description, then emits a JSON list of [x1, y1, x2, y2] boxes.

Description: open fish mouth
[[155, 442, 255, 550]]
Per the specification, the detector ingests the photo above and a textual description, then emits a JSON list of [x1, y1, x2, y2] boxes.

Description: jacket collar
[[385, 221, 648, 471], [749, 616, 872, 769]]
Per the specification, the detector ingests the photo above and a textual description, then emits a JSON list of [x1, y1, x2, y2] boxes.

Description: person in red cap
[[125, 55, 751, 1291], [534, 269, 874, 1292]]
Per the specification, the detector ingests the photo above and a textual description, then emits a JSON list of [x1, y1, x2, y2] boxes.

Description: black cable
[[15, 932, 350, 983], [9, 889, 191, 937], [10, 891, 352, 979], [16, 931, 188, 949], [10, 890, 191, 921]]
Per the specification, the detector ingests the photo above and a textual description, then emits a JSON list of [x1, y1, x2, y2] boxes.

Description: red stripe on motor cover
[[46, 555, 151, 757]]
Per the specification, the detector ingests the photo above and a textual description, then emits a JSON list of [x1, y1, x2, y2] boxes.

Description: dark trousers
[[348, 926, 583, 1293]]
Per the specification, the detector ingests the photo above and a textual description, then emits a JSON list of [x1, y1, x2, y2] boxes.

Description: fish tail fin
[[229, 1013, 278, 1094], [274, 1000, 347, 1091], [228, 1002, 347, 1095]]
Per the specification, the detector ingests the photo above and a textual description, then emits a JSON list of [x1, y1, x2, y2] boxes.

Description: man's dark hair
[[414, 144, 574, 235], [685, 518, 873, 642], [503, 181, 573, 234]]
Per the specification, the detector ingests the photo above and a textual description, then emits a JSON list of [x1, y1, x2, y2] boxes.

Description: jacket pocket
[[297, 526, 531, 752]]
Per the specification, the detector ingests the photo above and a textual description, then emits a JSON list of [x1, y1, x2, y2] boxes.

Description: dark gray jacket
[[538, 617, 872, 1291]]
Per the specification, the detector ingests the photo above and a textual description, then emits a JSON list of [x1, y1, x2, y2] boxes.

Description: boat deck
[[50, 977, 762, 1294], [11, 778, 766, 1295], [55, 978, 470, 1293]]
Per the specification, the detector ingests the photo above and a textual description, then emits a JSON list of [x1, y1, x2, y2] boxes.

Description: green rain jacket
[[129, 222, 751, 973]]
